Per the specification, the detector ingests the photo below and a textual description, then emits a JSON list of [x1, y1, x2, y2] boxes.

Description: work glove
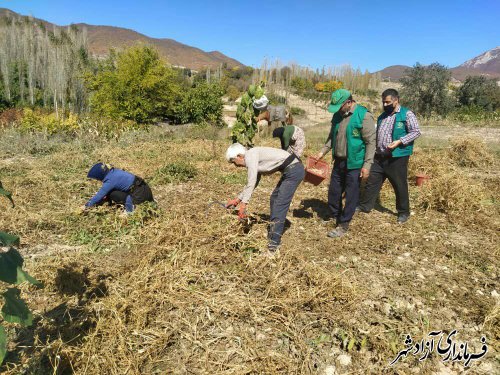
[[226, 198, 241, 209], [238, 203, 248, 220]]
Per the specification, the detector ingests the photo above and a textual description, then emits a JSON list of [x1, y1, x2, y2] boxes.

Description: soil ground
[[0, 123, 498, 374]]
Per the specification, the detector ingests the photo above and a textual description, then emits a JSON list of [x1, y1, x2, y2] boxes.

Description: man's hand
[[313, 152, 324, 161], [387, 140, 402, 150], [226, 198, 241, 209], [360, 168, 370, 179], [238, 203, 248, 220]]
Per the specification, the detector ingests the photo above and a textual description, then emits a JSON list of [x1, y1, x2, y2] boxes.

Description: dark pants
[[328, 158, 361, 225], [269, 162, 305, 246], [107, 177, 154, 210], [359, 155, 409, 215], [129, 177, 154, 205]]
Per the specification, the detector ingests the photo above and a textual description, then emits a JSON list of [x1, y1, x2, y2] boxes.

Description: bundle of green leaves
[[231, 84, 265, 147]]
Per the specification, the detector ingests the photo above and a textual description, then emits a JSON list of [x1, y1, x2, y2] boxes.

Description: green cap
[[327, 89, 351, 113]]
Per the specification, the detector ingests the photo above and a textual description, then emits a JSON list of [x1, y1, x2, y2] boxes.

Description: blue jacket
[[86, 168, 135, 211]]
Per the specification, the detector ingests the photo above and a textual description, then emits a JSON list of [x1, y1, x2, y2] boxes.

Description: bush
[[267, 93, 287, 105], [175, 83, 224, 126], [153, 162, 198, 184], [19, 109, 79, 134], [315, 80, 343, 93], [449, 105, 500, 124], [226, 85, 240, 102], [0, 108, 22, 128], [17, 109, 141, 139], [85, 45, 184, 124], [457, 76, 500, 111], [290, 77, 314, 94], [290, 106, 305, 116]]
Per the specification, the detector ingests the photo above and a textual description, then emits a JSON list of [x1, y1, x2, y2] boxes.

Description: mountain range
[[1, 8, 499, 80], [377, 46, 500, 81], [0, 8, 244, 70]]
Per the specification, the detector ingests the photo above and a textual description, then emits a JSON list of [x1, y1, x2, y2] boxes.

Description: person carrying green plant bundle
[[272, 124, 306, 158], [82, 163, 154, 214], [225, 143, 305, 255], [314, 89, 376, 238], [357, 88, 421, 224]]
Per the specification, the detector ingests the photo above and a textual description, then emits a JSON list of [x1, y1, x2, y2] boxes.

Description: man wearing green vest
[[358, 88, 421, 224], [315, 89, 376, 237]]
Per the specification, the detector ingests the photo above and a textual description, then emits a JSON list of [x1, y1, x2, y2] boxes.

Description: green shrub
[[290, 77, 314, 94], [449, 105, 500, 123], [290, 106, 305, 116], [267, 93, 287, 105], [457, 76, 500, 111], [17, 109, 142, 139], [175, 82, 224, 126], [154, 162, 198, 184], [19, 109, 80, 134], [85, 45, 184, 124], [226, 85, 240, 102]]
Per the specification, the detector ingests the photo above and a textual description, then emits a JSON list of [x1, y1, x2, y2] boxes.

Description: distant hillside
[[459, 46, 500, 73], [376, 47, 500, 81], [452, 46, 500, 81], [0, 8, 245, 71], [375, 65, 410, 81]]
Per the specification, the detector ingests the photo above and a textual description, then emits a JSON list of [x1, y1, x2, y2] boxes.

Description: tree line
[[0, 14, 225, 126], [400, 63, 500, 119], [0, 16, 88, 114]]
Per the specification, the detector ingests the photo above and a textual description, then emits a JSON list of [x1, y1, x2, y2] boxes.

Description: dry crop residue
[[0, 128, 498, 374]]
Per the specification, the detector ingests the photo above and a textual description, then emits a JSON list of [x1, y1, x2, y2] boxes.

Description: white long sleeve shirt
[[238, 147, 298, 203]]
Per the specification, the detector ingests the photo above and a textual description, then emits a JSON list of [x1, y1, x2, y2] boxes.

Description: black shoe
[[355, 206, 369, 214], [397, 213, 410, 224]]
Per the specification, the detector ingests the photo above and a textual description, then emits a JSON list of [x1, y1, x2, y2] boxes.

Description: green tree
[[175, 82, 224, 126], [290, 77, 314, 94], [400, 63, 453, 117], [226, 85, 240, 102], [456, 75, 500, 111], [85, 45, 183, 124]]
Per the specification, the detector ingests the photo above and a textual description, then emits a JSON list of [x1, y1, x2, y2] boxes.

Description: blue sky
[[1, 0, 499, 71]]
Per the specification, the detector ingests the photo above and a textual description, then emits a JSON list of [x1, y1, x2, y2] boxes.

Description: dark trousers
[[129, 177, 154, 205], [107, 190, 129, 205], [359, 155, 409, 215], [328, 158, 361, 225], [106, 177, 154, 209], [269, 162, 305, 246]]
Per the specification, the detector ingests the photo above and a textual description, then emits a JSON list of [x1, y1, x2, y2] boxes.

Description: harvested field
[[0, 126, 498, 374]]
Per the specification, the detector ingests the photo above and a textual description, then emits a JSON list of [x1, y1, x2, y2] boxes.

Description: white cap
[[225, 143, 247, 162], [253, 95, 269, 110]]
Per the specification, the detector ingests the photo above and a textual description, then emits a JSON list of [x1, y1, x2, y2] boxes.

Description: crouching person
[[225, 143, 305, 254], [83, 163, 154, 214], [272, 124, 306, 158]]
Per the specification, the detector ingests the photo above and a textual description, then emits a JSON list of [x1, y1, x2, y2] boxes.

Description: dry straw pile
[[410, 138, 498, 224]]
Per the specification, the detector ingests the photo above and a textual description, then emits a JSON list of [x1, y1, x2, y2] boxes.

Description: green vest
[[282, 125, 295, 150], [377, 106, 414, 157], [330, 105, 368, 170]]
